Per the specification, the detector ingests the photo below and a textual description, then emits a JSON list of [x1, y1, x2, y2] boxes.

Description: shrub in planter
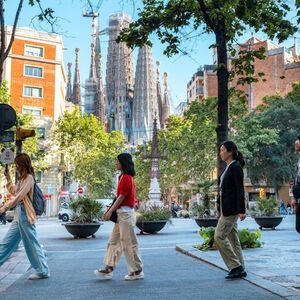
[[250, 197, 283, 230], [194, 227, 262, 251], [250, 197, 279, 217], [136, 206, 172, 234], [192, 196, 218, 228], [63, 196, 104, 238], [69, 196, 104, 223], [136, 206, 172, 222]]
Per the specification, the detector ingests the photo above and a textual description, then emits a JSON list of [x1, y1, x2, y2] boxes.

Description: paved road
[[0, 218, 283, 299]]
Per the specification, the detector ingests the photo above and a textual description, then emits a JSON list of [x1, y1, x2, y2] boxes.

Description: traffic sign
[[0, 104, 17, 130], [77, 187, 84, 195], [0, 148, 14, 164]]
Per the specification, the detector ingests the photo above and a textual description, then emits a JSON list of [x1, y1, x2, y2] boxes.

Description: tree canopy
[[237, 84, 300, 190], [52, 108, 125, 197], [119, 0, 298, 174]]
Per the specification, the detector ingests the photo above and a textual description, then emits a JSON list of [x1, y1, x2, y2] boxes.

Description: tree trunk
[[215, 28, 229, 176], [0, 64, 3, 84]]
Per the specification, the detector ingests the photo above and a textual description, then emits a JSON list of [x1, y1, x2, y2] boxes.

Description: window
[[22, 107, 42, 116], [25, 45, 43, 57], [37, 127, 45, 139], [23, 86, 43, 98], [24, 65, 43, 78]]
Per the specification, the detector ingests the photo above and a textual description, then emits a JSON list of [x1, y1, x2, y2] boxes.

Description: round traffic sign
[[77, 187, 84, 194], [0, 104, 17, 130], [1, 148, 14, 164]]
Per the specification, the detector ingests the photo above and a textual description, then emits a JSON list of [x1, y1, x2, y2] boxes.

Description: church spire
[[161, 72, 170, 129], [72, 48, 81, 107], [66, 62, 72, 102], [84, 16, 105, 123], [89, 43, 96, 79], [156, 60, 163, 128], [132, 45, 157, 144]]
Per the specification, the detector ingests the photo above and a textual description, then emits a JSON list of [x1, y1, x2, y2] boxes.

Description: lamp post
[[143, 117, 166, 207]]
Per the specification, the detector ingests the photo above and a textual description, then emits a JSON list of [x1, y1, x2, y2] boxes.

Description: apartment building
[[3, 26, 67, 216]]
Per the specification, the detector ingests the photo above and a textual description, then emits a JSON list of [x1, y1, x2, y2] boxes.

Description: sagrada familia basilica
[[66, 12, 171, 145]]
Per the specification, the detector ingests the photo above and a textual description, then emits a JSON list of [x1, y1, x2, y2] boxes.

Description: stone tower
[[161, 72, 171, 128], [72, 48, 81, 108], [84, 18, 105, 123], [106, 13, 134, 140], [66, 62, 72, 102], [156, 61, 163, 128], [132, 46, 158, 145]]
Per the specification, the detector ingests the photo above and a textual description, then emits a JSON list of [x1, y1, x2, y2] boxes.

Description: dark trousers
[[296, 202, 300, 233]]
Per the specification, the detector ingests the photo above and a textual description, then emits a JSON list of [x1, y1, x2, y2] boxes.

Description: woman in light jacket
[[94, 153, 143, 281], [0, 153, 49, 280], [214, 141, 246, 280]]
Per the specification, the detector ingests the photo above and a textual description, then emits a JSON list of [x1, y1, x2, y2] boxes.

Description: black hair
[[220, 141, 245, 168], [297, 134, 300, 140], [117, 153, 135, 176]]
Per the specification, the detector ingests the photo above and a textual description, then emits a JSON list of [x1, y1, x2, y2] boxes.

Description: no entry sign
[[77, 187, 84, 195]]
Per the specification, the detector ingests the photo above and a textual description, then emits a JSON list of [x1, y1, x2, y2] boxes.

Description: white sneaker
[[28, 273, 50, 280], [94, 269, 113, 280], [124, 271, 144, 281]]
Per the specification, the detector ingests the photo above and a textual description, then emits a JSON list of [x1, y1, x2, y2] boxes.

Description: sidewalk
[[177, 214, 300, 299], [0, 246, 30, 293]]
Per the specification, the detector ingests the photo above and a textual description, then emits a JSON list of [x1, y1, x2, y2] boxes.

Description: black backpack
[[30, 179, 45, 216]]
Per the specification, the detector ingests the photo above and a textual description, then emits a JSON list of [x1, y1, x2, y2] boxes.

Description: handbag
[[108, 197, 118, 223]]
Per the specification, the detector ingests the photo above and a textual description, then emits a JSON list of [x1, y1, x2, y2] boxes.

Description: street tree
[[0, 0, 56, 83], [237, 84, 300, 192], [119, 0, 298, 174], [52, 107, 125, 197]]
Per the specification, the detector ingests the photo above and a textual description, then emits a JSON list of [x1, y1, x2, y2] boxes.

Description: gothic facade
[[66, 12, 171, 144], [132, 46, 158, 144], [106, 13, 134, 140]]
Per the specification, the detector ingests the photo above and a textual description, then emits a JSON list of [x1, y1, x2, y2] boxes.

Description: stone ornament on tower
[[164, 72, 168, 91], [156, 60, 160, 82]]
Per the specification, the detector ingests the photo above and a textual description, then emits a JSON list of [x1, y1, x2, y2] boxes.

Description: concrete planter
[[195, 218, 218, 228], [63, 222, 103, 238], [136, 220, 168, 234], [254, 216, 283, 230]]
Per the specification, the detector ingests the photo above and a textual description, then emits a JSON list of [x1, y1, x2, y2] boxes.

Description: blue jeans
[[0, 204, 49, 276]]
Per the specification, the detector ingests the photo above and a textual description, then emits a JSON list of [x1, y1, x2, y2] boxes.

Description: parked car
[[58, 199, 113, 222], [58, 207, 71, 222]]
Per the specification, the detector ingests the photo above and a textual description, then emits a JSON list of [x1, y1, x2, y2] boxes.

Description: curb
[[176, 244, 300, 300]]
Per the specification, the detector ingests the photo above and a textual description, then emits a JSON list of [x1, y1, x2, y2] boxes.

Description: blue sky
[[5, 0, 299, 109]]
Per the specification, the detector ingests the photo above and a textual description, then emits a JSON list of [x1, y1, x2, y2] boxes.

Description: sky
[[5, 0, 300, 110]]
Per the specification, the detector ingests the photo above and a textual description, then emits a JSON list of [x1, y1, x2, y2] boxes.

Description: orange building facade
[[2, 26, 67, 216], [4, 26, 66, 120]]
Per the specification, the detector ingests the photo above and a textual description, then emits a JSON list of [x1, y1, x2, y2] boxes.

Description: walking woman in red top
[[94, 153, 143, 280]]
